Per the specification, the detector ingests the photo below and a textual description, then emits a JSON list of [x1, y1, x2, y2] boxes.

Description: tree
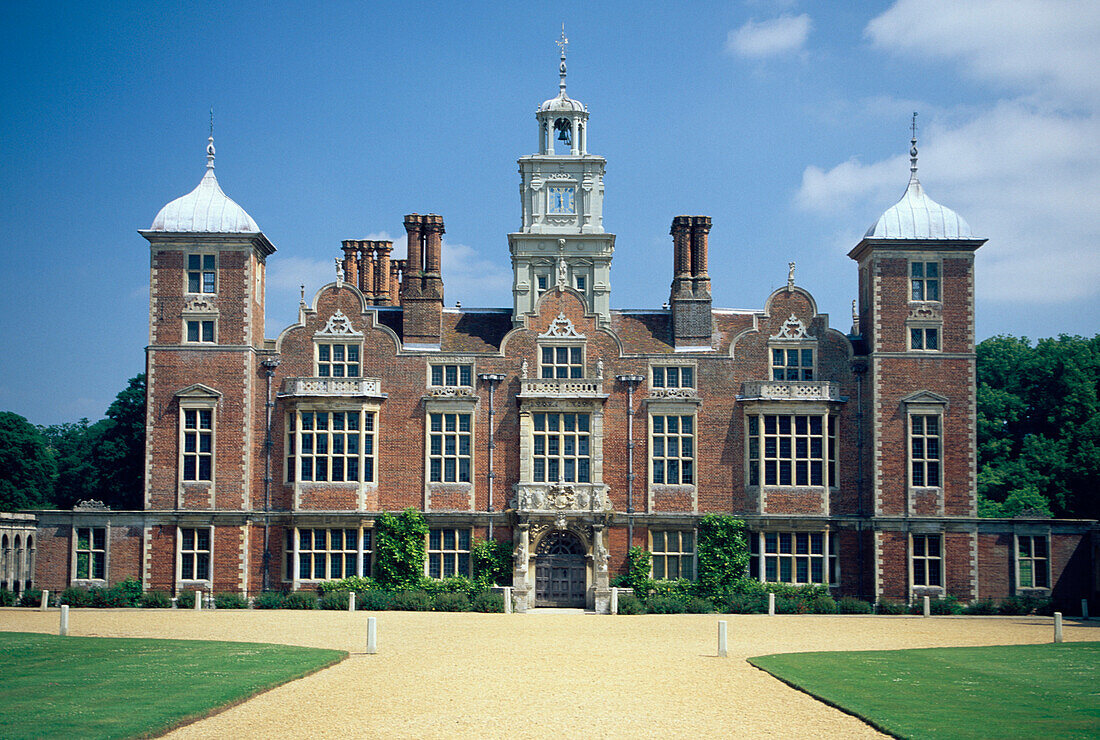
[[976, 335, 1100, 519], [39, 374, 146, 510], [0, 412, 57, 510]]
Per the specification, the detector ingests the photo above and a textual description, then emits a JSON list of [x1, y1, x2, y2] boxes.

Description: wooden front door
[[534, 531, 587, 607]]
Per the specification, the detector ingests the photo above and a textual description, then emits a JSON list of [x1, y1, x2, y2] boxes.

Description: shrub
[[435, 575, 478, 597], [684, 596, 715, 614], [139, 591, 171, 608], [696, 515, 750, 596], [284, 591, 318, 610], [374, 509, 428, 591], [962, 599, 998, 615], [908, 595, 962, 615], [612, 546, 652, 597], [389, 590, 432, 612], [318, 592, 351, 610], [876, 598, 907, 615], [472, 538, 512, 590], [999, 594, 1053, 615], [60, 586, 93, 608], [432, 592, 470, 612], [91, 586, 134, 608], [721, 593, 767, 614], [18, 588, 43, 607], [214, 592, 248, 609], [773, 596, 802, 614], [114, 577, 143, 606], [356, 590, 393, 611], [0, 589, 15, 607], [253, 591, 287, 610], [808, 595, 838, 614], [646, 595, 687, 614], [471, 591, 504, 613], [176, 590, 197, 609], [616, 593, 646, 614], [837, 596, 873, 614], [649, 579, 695, 600], [318, 576, 377, 594]]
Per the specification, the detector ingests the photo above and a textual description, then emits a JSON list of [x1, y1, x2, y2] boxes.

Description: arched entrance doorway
[[535, 530, 587, 607]]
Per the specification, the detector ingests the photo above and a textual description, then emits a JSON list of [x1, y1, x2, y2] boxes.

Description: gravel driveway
[[2, 608, 1093, 739]]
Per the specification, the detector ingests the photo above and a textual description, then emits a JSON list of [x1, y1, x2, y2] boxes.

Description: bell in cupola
[[555, 118, 572, 145]]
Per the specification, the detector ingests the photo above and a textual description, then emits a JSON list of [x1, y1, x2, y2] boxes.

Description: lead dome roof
[[149, 137, 260, 233]]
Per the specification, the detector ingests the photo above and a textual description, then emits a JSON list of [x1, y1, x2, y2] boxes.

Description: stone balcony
[[739, 380, 843, 402], [517, 377, 606, 399], [279, 377, 385, 398]]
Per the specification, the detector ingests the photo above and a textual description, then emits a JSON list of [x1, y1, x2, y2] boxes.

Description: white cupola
[[149, 136, 260, 233]]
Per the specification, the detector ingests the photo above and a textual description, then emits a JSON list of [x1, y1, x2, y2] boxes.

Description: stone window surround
[[71, 523, 109, 586], [423, 397, 478, 509], [176, 390, 219, 503], [743, 404, 838, 490], [902, 392, 949, 504], [768, 342, 817, 381], [649, 360, 697, 390], [185, 251, 217, 295], [1014, 531, 1051, 593], [749, 529, 838, 586], [517, 400, 605, 490], [426, 357, 476, 389], [285, 404, 381, 506], [907, 323, 941, 352], [650, 529, 697, 580], [183, 317, 217, 344], [176, 525, 213, 589], [426, 527, 472, 579], [286, 526, 373, 586], [909, 531, 944, 592], [314, 340, 362, 378], [909, 258, 941, 302], [538, 340, 586, 379]]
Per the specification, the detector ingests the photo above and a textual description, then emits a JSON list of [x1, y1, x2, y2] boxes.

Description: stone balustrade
[[518, 377, 605, 398], [739, 380, 842, 401], [279, 377, 384, 398]]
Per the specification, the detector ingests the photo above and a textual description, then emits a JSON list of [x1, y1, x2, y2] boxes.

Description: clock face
[[548, 186, 575, 214]]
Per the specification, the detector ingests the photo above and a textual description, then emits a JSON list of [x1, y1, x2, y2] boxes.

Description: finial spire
[[909, 111, 918, 179], [206, 107, 216, 171], [556, 24, 568, 94]]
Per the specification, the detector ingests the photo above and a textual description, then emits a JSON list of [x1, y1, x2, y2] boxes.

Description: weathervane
[[910, 111, 919, 176], [556, 24, 568, 92], [206, 107, 216, 170]]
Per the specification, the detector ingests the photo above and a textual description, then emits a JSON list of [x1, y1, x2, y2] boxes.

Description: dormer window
[[540, 345, 584, 379], [317, 343, 361, 377]]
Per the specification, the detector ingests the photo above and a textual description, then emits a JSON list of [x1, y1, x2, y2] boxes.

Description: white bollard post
[[923, 596, 931, 617], [59, 605, 69, 636], [717, 620, 728, 658], [503, 587, 513, 614], [610, 587, 619, 615], [1054, 612, 1063, 643], [349, 592, 356, 612], [366, 616, 377, 654], [40, 589, 49, 611], [768, 592, 775, 616], [1082, 599, 1089, 620], [194, 590, 202, 610]]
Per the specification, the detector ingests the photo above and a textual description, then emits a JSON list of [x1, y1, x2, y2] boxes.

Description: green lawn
[[749, 642, 1100, 739], [0, 632, 345, 739]]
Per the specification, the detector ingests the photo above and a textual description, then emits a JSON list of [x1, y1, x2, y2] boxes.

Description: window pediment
[[539, 312, 585, 339], [316, 309, 363, 337], [770, 314, 816, 341]]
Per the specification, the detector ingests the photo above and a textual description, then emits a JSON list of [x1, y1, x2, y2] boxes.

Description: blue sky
[[2, 1, 1098, 424]]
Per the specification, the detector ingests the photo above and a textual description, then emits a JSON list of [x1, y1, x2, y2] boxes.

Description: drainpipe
[[617, 375, 645, 546], [479, 373, 505, 540], [260, 356, 281, 593], [853, 360, 867, 600]]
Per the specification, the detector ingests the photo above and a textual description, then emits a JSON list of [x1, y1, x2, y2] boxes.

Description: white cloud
[[795, 2, 1100, 306], [865, 0, 1100, 107], [440, 240, 512, 307], [726, 14, 812, 58]]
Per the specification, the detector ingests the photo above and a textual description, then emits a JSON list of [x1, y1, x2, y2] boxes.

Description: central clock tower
[[509, 30, 615, 328]]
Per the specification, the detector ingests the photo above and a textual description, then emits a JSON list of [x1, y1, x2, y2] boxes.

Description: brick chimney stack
[[400, 213, 444, 348], [374, 241, 393, 304], [341, 240, 360, 287], [669, 215, 714, 348]]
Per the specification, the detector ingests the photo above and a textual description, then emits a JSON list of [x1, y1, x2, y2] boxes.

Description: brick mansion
[[14, 44, 1097, 612]]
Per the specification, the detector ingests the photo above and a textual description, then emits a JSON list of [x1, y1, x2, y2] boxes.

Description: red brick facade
[[24, 108, 1098, 613]]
